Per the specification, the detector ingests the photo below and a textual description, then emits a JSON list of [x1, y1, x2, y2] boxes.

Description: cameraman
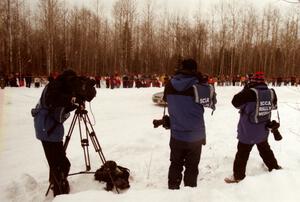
[[163, 59, 216, 189], [225, 72, 281, 183], [32, 69, 78, 196]]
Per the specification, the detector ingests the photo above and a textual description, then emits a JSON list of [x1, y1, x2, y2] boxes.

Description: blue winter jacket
[[33, 107, 66, 142], [164, 73, 206, 142], [232, 83, 277, 144], [32, 74, 76, 142]]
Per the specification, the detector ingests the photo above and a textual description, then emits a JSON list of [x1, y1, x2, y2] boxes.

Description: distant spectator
[[291, 76, 296, 86], [25, 73, 32, 88], [123, 74, 129, 88], [276, 77, 282, 86], [8, 73, 18, 87], [0, 71, 5, 89], [18, 76, 25, 87], [34, 77, 41, 88], [151, 78, 161, 87], [110, 75, 116, 89], [105, 75, 110, 88], [115, 74, 121, 88], [95, 75, 101, 88], [135, 78, 142, 88]]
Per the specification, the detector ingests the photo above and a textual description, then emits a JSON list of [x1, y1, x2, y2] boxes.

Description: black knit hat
[[250, 71, 265, 83], [61, 69, 77, 77], [56, 69, 77, 83], [181, 59, 197, 72]]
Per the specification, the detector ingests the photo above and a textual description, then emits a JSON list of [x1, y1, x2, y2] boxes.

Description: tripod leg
[[45, 184, 52, 196], [78, 114, 91, 171], [64, 113, 78, 151], [80, 138, 91, 171], [84, 114, 106, 164], [89, 131, 106, 164]]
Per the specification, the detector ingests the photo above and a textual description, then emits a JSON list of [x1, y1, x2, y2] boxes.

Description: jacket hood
[[171, 74, 199, 92], [247, 82, 268, 89]]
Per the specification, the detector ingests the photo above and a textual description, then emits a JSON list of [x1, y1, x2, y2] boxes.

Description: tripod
[[45, 106, 107, 196]]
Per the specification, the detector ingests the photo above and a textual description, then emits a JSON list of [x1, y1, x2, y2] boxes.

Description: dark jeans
[[168, 137, 202, 189], [233, 140, 279, 180], [42, 141, 71, 184]]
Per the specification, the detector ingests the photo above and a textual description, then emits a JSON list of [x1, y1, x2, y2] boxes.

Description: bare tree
[[38, 0, 62, 75], [0, 0, 299, 78], [112, 0, 136, 74], [7, 0, 13, 73]]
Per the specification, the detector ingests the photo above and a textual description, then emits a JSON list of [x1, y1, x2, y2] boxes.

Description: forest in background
[[0, 0, 299, 77]]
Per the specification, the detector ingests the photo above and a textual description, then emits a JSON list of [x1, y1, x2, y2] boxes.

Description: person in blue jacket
[[163, 59, 216, 189], [225, 72, 281, 183], [32, 69, 78, 196]]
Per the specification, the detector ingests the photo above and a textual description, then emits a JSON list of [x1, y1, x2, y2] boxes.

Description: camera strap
[[276, 109, 281, 124], [163, 103, 167, 116]]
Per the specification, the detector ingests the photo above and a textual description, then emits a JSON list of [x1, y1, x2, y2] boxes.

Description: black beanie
[[56, 69, 77, 83], [61, 69, 77, 78], [181, 59, 197, 72]]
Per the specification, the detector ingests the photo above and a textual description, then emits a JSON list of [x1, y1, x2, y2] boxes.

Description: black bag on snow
[[94, 161, 130, 191]]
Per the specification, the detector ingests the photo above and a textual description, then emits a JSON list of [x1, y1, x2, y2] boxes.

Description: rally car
[[152, 91, 166, 105]]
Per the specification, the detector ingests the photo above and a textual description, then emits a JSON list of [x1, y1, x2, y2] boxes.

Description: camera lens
[[272, 129, 282, 141], [153, 119, 163, 128]]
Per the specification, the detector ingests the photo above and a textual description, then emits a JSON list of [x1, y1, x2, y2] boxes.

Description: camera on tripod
[[153, 115, 170, 129], [71, 76, 97, 104], [266, 120, 282, 141]]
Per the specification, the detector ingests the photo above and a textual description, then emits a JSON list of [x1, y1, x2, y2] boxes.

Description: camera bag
[[94, 161, 130, 191]]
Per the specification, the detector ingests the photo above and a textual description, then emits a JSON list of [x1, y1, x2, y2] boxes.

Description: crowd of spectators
[[0, 71, 300, 89], [0, 71, 49, 89], [205, 74, 300, 87], [0, 71, 170, 89]]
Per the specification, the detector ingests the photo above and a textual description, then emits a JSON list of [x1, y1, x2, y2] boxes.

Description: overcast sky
[[70, 0, 290, 10], [28, 0, 294, 19], [66, 0, 293, 18]]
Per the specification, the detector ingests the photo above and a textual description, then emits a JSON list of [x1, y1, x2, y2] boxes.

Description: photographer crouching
[[31, 69, 96, 196]]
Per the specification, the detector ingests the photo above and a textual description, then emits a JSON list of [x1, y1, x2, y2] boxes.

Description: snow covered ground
[[0, 85, 300, 202]]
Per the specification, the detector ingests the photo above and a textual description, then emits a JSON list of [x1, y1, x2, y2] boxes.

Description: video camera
[[153, 115, 170, 129], [266, 120, 282, 141], [71, 76, 97, 104]]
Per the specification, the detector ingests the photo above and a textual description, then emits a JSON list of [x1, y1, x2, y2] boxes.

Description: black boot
[[269, 165, 282, 172], [51, 169, 70, 196]]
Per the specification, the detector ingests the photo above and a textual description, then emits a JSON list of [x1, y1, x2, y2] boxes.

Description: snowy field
[[0, 85, 300, 202]]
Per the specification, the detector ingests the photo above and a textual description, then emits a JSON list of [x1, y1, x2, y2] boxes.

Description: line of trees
[[0, 0, 299, 77]]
